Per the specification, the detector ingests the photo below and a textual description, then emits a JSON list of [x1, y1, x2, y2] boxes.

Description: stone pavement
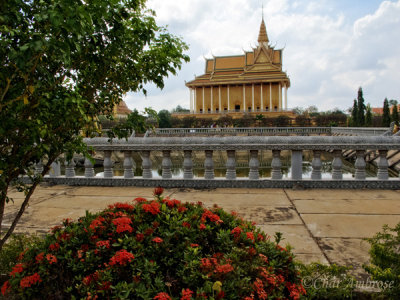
[[3, 185, 400, 279]]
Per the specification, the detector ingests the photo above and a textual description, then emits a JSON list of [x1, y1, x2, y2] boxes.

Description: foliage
[[0, 234, 42, 275], [314, 111, 347, 127], [295, 115, 311, 127], [363, 223, 400, 298], [1, 189, 305, 299], [274, 115, 290, 127], [382, 98, 391, 127], [158, 110, 172, 128], [0, 0, 189, 249], [171, 105, 190, 113], [297, 262, 355, 299], [365, 104, 372, 127], [235, 114, 255, 127], [357, 87, 365, 126], [216, 115, 234, 127], [351, 99, 359, 127]]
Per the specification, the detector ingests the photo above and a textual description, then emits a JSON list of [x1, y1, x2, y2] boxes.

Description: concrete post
[[84, 157, 95, 178], [141, 150, 152, 179], [355, 150, 366, 180], [123, 151, 135, 179], [162, 150, 172, 179], [377, 150, 388, 180], [249, 150, 259, 180], [226, 150, 236, 180], [204, 150, 214, 179], [103, 150, 113, 178], [271, 150, 282, 179], [311, 150, 322, 180], [65, 159, 76, 178], [332, 150, 343, 180], [183, 150, 193, 179]]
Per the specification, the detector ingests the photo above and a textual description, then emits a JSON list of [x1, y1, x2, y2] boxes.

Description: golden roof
[[258, 19, 269, 44]]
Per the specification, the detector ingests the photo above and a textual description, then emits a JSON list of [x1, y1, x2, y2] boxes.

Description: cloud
[[126, 0, 400, 113]]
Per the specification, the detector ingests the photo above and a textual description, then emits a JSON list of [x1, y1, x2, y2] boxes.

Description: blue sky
[[125, 0, 400, 113]]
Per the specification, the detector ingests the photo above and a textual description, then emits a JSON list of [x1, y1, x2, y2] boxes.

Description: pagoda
[[183, 17, 292, 119]]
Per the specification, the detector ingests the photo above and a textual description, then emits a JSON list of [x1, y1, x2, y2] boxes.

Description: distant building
[[177, 17, 293, 119], [372, 105, 400, 115], [113, 101, 132, 119]]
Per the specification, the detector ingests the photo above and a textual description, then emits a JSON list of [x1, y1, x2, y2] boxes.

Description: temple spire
[[258, 7, 269, 45]]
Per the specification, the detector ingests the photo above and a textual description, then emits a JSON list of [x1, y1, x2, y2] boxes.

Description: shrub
[[363, 223, 400, 298], [2, 188, 305, 299]]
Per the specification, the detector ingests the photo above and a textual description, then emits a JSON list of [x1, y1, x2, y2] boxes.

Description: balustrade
[[40, 136, 400, 189]]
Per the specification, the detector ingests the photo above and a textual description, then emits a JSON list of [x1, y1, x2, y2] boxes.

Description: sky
[[125, 0, 400, 114]]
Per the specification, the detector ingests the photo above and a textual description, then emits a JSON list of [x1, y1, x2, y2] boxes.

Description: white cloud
[[126, 0, 400, 113]]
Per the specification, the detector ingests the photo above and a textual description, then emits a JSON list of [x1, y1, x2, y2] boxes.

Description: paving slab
[[302, 214, 400, 238], [285, 189, 400, 200], [65, 186, 157, 197], [294, 199, 400, 214], [317, 238, 371, 279]]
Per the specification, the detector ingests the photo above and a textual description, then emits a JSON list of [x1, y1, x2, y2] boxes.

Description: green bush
[[363, 223, 400, 298], [1, 188, 304, 299], [297, 262, 355, 299]]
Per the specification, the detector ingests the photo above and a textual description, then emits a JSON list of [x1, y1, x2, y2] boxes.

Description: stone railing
[[44, 136, 400, 189], [150, 127, 390, 137], [171, 108, 293, 114], [151, 127, 332, 136], [331, 127, 390, 136]]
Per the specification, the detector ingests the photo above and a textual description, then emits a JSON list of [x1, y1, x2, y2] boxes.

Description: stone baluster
[[377, 150, 388, 180], [49, 160, 61, 177], [123, 151, 135, 179], [34, 160, 43, 176], [141, 150, 152, 179], [354, 150, 366, 180], [226, 150, 236, 180], [291, 150, 302, 180], [65, 159, 76, 178], [204, 150, 214, 179], [331, 150, 343, 180], [249, 150, 259, 180], [183, 150, 194, 179], [103, 150, 113, 178], [271, 150, 282, 179], [311, 150, 322, 180], [84, 157, 95, 178], [162, 150, 172, 179]]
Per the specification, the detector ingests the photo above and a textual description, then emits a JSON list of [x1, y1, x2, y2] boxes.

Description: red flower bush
[[2, 188, 304, 299]]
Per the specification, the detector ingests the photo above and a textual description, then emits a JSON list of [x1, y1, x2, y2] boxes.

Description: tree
[[171, 105, 190, 113], [0, 0, 189, 250], [357, 87, 366, 126], [158, 109, 172, 128], [382, 98, 391, 127], [351, 99, 359, 126], [390, 101, 399, 125], [365, 104, 373, 127]]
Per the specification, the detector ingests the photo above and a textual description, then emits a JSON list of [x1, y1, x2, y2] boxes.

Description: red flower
[[20, 273, 42, 289], [199, 224, 206, 230], [96, 240, 111, 249], [182, 222, 191, 228], [257, 233, 265, 241], [231, 227, 242, 238], [215, 264, 234, 274], [1, 281, 10, 296], [190, 243, 199, 248], [154, 292, 171, 300], [109, 249, 135, 266], [145, 228, 154, 236], [89, 216, 105, 231], [35, 252, 44, 263], [248, 247, 257, 256], [136, 233, 145, 242], [112, 217, 133, 233], [181, 288, 194, 300], [142, 201, 161, 215], [134, 197, 147, 203], [246, 232, 255, 242], [49, 242, 60, 252], [178, 206, 187, 213], [99, 281, 111, 291], [152, 237, 163, 243], [216, 290, 225, 299], [108, 202, 134, 211], [9, 263, 24, 277], [164, 199, 181, 208], [201, 209, 220, 223], [46, 254, 57, 264], [153, 187, 164, 196]]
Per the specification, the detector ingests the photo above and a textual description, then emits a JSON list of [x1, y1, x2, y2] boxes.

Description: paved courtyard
[[3, 185, 400, 279]]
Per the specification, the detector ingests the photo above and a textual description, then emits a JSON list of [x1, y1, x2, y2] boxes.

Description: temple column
[[279, 83, 282, 111], [202, 87, 205, 113], [219, 86, 222, 112], [194, 88, 197, 113], [269, 83, 272, 111], [190, 88, 193, 113], [211, 86, 213, 113], [284, 84, 288, 110], [227, 85, 230, 111], [243, 85, 246, 112], [252, 84, 255, 112], [260, 84, 263, 111]]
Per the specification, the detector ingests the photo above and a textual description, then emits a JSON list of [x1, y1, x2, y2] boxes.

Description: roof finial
[[262, 3, 264, 21], [258, 6, 269, 45]]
